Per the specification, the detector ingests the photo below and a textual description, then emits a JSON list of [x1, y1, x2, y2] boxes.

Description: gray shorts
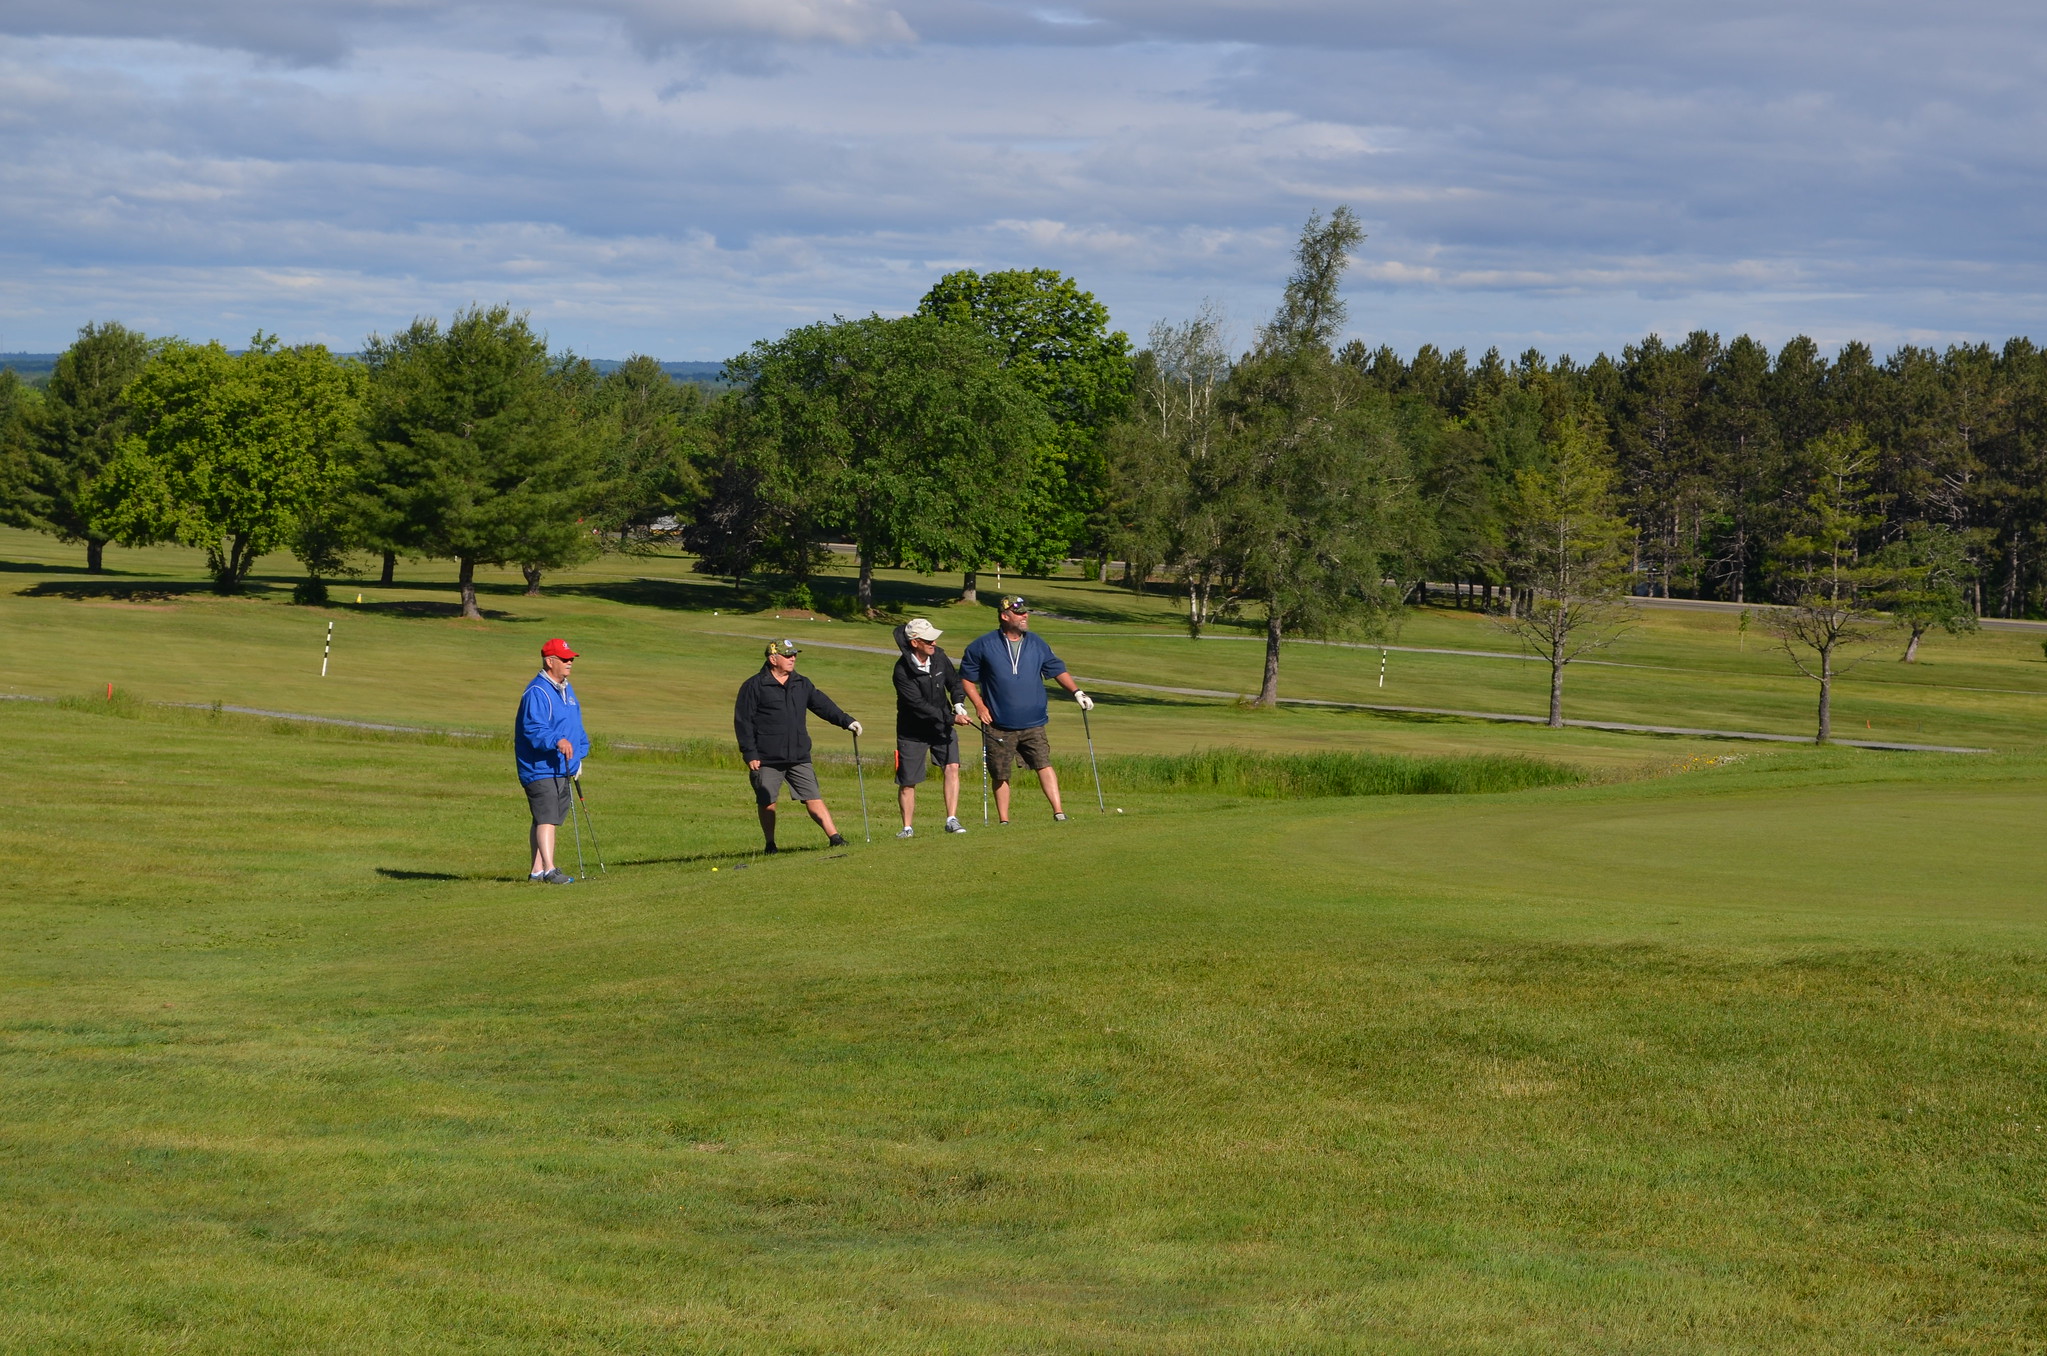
[[750, 762, 821, 807], [895, 732, 961, 787], [524, 775, 572, 826]]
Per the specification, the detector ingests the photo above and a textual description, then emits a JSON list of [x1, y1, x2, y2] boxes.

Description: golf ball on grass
[[1116, 808, 1124, 814]]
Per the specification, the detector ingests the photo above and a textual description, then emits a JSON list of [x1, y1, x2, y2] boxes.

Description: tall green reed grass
[[50, 691, 1580, 796], [1095, 747, 1582, 798]]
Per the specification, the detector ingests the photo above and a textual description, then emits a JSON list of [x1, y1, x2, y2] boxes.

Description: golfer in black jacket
[[891, 617, 971, 838], [733, 639, 862, 853]]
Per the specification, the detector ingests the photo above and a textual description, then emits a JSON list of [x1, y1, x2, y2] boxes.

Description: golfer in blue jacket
[[515, 637, 590, 883], [959, 595, 1093, 824]]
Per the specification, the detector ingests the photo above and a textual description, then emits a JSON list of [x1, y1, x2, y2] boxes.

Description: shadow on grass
[[20, 579, 273, 602], [375, 868, 466, 881], [616, 848, 764, 868], [0, 559, 158, 577], [344, 599, 522, 621]]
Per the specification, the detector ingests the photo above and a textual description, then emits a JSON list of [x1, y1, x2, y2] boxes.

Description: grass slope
[[7, 526, 2047, 767], [4, 702, 2045, 1352]]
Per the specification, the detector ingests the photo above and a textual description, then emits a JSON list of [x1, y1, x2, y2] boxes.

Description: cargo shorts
[[983, 723, 1051, 784]]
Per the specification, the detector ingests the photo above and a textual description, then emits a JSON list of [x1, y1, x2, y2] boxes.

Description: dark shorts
[[524, 775, 572, 826], [984, 724, 1051, 783], [895, 732, 961, 787], [750, 762, 822, 807]]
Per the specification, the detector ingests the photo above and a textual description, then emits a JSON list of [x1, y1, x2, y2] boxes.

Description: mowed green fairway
[[5, 699, 2046, 1353], [5, 533, 2047, 1351]]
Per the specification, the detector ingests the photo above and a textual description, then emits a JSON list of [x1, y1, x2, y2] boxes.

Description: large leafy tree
[[87, 335, 364, 593], [917, 268, 1132, 584], [16, 322, 153, 572], [1216, 206, 1419, 706], [358, 305, 601, 619], [729, 313, 1051, 615]]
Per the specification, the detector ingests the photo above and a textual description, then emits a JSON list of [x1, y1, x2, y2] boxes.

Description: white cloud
[[0, 2, 2043, 359]]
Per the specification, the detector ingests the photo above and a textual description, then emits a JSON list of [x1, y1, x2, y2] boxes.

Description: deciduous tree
[[1768, 429, 1888, 742], [918, 268, 1132, 586], [1497, 417, 1635, 726], [88, 335, 364, 593], [729, 314, 1050, 616], [1877, 523, 1979, 662]]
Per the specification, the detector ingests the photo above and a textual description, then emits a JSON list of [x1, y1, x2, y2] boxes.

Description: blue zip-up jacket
[[514, 672, 590, 783], [958, 629, 1068, 731]]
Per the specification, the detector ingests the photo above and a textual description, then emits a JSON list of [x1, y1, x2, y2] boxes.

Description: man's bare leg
[[1038, 766, 1064, 816], [898, 784, 915, 829], [942, 764, 961, 820], [801, 798, 840, 838], [993, 780, 1011, 821], [757, 803, 777, 848], [530, 821, 556, 874]]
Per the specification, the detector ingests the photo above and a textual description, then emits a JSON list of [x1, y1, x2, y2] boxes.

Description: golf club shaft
[[1081, 706, 1106, 813], [853, 732, 870, 843], [564, 773, 585, 875], [573, 774, 605, 873]]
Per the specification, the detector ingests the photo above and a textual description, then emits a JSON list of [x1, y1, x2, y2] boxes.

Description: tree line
[[0, 208, 2037, 737]]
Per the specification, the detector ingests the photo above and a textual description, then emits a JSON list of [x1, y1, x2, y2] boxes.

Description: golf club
[[965, 715, 1003, 825], [564, 773, 586, 876], [571, 772, 606, 873], [1080, 704, 1106, 813], [852, 731, 871, 843]]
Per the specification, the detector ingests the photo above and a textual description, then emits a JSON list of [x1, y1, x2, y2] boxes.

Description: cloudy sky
[[1, 1, 2042, 362]]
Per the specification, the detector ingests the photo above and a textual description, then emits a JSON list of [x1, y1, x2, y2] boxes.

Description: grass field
[[4, 533, 2047, 1351]]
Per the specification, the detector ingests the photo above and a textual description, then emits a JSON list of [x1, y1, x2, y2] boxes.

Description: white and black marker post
[[1378, 647, 1386, 688], [321, 620, 334, 676]]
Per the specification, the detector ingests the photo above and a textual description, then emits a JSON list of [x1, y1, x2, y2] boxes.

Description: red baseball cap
[[541, 638, 579, 660]]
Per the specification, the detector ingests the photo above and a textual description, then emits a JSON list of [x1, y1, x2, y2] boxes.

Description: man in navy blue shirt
[[515, 637, 591, 884], [958, 594, 1094, 824]]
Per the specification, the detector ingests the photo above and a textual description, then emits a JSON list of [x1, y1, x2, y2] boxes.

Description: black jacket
[[733, 666, 854, 765], [893, 644, 965, 743]]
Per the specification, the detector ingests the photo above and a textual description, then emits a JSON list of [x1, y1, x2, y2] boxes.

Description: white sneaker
[[895, 825, 914, 839], [944, 817, 966, 834]]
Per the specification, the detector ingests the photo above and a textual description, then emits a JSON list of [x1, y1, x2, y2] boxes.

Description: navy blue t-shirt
[[958, 629, 1068, 730]]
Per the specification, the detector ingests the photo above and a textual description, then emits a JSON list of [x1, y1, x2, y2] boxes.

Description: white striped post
[[320, 620, 333, 676], [1378, 647, 1387, 688]]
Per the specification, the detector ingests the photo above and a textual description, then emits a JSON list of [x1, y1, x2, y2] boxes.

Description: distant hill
[[586, 359, 728, 383], [0, 353, 58, 384]]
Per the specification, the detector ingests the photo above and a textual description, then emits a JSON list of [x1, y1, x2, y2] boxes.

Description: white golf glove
[[953, 702, 970, 718], [848, 719, 864, 736], [1074, 690, 1095, 712]]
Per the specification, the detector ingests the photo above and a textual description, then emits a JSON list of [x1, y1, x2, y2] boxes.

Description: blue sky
[[1, 1, 2042, 362]]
